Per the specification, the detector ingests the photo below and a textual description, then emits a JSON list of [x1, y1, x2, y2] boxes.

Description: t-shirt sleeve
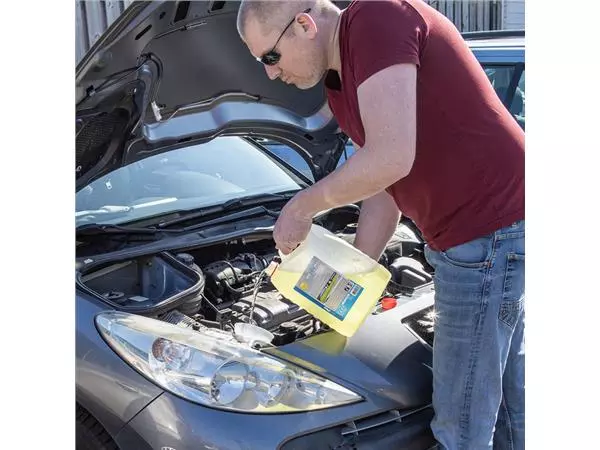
[[347, 1, 427, 87]]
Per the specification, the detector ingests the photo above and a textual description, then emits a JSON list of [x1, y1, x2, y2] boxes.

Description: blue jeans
[[424, 220, 525, 450]]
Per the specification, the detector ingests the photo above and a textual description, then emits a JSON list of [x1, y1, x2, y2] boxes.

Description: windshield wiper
[[179, 205, 279, 232], [75, 198, 181, 226], [75, 205, 132, 220], [153, 191, 296, 229], [75, 223, 184, 240], [220, 191, 295, 211]]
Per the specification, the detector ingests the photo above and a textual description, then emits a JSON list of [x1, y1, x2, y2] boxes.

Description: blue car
[[75, 2, 524, 449]]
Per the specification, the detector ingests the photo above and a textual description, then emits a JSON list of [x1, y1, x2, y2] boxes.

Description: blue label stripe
[[294, 285, 364, 321]]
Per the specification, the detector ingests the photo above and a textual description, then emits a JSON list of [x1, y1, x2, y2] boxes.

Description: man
[[237, 1, 524, 449]]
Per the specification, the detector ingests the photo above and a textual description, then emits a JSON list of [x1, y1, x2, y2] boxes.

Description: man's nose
[[264, 64, 281, 80]]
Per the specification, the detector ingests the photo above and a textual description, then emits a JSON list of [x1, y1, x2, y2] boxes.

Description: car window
[[484, 65, 517, 106], [483, 64, 525, 130], [336, 140, 357, 168], [258, 139, 315, 182], [514, 70, 525, 129], [76, 136, 306, 226], [261, 137, 359, 176]]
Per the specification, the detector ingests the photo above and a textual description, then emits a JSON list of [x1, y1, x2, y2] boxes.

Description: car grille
[[340, 404, 432, 437], [279, 405, 435, 450]]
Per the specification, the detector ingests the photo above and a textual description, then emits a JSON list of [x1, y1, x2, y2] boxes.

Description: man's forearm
[[290, 64, 416, 220], [294, 143, 411, 218], [353, 190, 400, 260]]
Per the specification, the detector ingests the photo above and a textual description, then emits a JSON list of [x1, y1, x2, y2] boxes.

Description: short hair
[[236, 0, 327, 39]]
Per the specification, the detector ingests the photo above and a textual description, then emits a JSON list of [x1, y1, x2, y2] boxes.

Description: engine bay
[[77, 209, 434, 347]]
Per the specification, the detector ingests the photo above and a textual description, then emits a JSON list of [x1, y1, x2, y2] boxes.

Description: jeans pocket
[[499, 252, 525, 328], [439, 235, 494, 269]]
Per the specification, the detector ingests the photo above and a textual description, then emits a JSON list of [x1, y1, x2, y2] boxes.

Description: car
[[75, 2, 522, 449], [464, 30, 525, 131]]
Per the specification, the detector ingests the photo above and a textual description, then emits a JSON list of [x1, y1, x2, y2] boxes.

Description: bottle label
[[293, 256, 364, 321]]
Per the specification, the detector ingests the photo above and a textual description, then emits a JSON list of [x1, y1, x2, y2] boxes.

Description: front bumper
[[280, 406, 435, 450], [115, 391, 435, 450]]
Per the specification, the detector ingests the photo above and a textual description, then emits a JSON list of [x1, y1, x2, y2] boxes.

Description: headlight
[[95, 311, 362, 413]]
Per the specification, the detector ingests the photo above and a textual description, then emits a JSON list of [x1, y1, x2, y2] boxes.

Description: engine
[[196, 252, 313, 345], [78, 213, 433, 347], [177, 220, 432, 345], [202, 252, 275, 304]]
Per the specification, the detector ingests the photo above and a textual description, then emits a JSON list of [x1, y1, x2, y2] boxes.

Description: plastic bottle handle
[[277, 242, 302, 262]]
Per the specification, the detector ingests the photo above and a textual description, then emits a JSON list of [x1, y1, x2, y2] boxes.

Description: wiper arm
[[75, 223, 184, 239], [180, 205, 279, 232], [75, 199, 179, 225], [77, 223, 154, 235], [155, 191, 295, 229], [219, 192, 292, 210], [76, 205, 132, 219]]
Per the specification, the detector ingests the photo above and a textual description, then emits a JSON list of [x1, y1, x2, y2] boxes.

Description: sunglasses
[[257, 8, 312, 66]]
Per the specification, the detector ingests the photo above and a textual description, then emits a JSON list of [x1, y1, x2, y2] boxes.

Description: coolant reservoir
[[269, 224, 391, 337]]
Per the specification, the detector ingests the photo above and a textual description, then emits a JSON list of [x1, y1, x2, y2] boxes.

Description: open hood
[[76, 1, 350, 190]]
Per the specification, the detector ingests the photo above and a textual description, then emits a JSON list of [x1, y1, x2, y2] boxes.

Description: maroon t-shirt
[[325, 0, 525, 251]]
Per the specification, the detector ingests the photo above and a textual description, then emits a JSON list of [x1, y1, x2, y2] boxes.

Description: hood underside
[[76, 1, 351, 188]]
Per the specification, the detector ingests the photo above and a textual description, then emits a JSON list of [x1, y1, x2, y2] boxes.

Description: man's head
[[237, 0, 339, 90]]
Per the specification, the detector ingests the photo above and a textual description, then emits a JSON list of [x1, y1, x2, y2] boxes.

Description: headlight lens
[[95, 311, 361, 413]]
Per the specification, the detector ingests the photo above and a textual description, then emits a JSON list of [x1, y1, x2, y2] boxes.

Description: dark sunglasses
[[258, 8, 312, 66]]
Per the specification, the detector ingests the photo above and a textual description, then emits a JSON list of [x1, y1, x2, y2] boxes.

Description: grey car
[[75, 2, 524, 449]]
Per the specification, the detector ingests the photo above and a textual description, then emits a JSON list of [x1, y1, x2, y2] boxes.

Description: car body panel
[[115, 390, 435, 450], [265, 291, 435, 409], [76, 1, 330, 120], [141, 102, 335, 145], [75, 1, 350, 187], [470, 46, 525, 63], [110, 295, 437, 450], [76, 291, 164, 437]]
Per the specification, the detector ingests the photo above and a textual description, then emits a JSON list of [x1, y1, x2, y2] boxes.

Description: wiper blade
[[155, 191, 296, 229], [76, 223, 183, 238], [219, 192, 294, 210], [75, 199, 180, 225], [180, 205, 279, 232], [76, 205, 132, 219]]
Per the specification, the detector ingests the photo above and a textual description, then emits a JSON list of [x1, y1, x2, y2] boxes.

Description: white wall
[[503, 0, 525, 29]]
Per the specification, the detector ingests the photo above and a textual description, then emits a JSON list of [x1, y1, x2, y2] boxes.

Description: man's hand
[[272, 190, 313, 255]]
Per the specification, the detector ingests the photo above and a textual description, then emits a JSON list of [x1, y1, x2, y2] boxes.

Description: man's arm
[[354, 189, 400, 261], [291, 63, 417, 217]]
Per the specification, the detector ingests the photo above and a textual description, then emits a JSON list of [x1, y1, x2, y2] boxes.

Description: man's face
[[243, 14, 327, 90]]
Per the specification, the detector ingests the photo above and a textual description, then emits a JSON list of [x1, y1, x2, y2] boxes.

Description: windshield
[[76, 136, 306, 226]]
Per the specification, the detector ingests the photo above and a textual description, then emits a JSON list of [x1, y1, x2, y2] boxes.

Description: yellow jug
[[270, 225, 391, 337]]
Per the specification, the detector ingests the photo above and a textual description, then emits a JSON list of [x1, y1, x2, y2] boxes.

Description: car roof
[[463, 30, 525, 49], [462, 30, 524, 63]]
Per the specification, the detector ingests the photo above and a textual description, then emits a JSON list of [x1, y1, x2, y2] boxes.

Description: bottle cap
[[381, 297, 397, 310], [264, 260, 279, 277], [233, 323, 274, 347]]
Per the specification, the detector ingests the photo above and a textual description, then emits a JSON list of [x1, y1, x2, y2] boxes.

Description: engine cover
[[231, 286, 308, 331], [203, 252, 276, 303]]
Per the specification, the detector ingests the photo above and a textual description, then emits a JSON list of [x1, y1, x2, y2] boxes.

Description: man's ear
[[297, 12, 318, 38]]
